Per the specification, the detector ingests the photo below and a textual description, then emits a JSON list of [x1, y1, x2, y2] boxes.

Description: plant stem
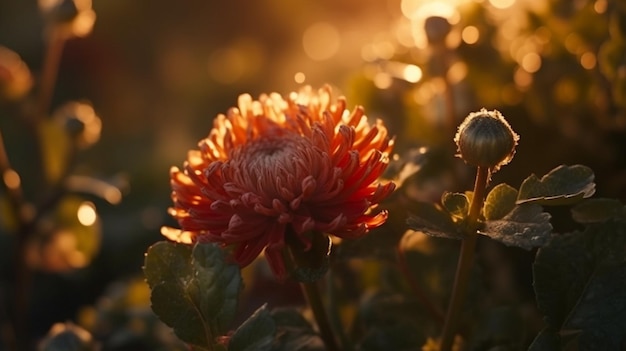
[[0, 130, 30, 351], [37, 27, 66, 120], [326, 267, 354, 351], [439, 166, 490, 351], [299, 280, 340, 351]]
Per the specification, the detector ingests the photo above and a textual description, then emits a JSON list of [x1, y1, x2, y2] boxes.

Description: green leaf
[[143, 241, 243, 349], [471, 306, 525, 350], [270, 308, 324, 351], [441, 192, 469, 221], [517, 165, 595, 206], [356, 291, 426, 351], [480, 204, 552, 250], [533, 220, 626, 350], [528, 328, 560, 351], [228, 304, 275, 351], [483, 183, 518, 220], [55, 196, 101, 269], [406, 202, 463, 240], [38, 119, 72, 183], [571, 198, 626, 224]]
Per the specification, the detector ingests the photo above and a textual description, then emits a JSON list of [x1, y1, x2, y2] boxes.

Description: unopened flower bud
[[39, 0, 96, 38], [454, 108, 519, 171], [424, 16, 451, 45], [53, 101, 102, 149]]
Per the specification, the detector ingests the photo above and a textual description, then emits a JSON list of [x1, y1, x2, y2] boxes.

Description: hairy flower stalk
[[163, 86, 395, 280], [440, 109, 519, 351]]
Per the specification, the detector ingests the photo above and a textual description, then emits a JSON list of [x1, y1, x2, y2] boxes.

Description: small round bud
[[454, 108, 519, 171], [0, 46, 33, 101], [39, 0, 96, 38], [424, 16, 451, 45], [53, 101, 102, 149]]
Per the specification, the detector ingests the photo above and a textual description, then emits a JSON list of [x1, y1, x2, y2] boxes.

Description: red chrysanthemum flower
[[162, 86, 395, 279]]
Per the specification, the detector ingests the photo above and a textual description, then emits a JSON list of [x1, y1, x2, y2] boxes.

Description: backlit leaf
[[143, 241, 243, 349], [480, 204, 552, 250], [406, 202, 463, 240], [38, 119, 71, 183], [517, 165, 595, 205], [483, 183, 518, 220], [441, 192, 469, 222]]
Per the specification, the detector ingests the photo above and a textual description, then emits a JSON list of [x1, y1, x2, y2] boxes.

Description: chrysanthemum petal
[[164, 86, 395, 280]]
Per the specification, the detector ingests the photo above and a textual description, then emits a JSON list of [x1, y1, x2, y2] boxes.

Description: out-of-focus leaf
[[571, 198, 626, 224], [441, 192, 469, 222], [382, 146, 428, 189], [359, 323, 423, 351], [483, 183, 518, 220], [516, 165, 595, 206], [471, 306, 525, 350], [57, 197, 100, 266], [39, 322, 96, 351], [228, 304, 275, 351], [356, 291, 426, 351], [527, 328, 560, 351], [38, 119, 72, 183], [270, 308, 324, 351], [406, 202, 463, 240], [480, 204, 552, 250], [532, 220, 626, 350], [79, 277, 189, 351], [0, 195, 18, 232], [143, 241, 242, 349], [27, 196, 101, 272], [399, 231, 465, 309]]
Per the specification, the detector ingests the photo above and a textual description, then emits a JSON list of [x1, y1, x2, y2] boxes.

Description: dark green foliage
[[356, 291, 426, 351], [228, 305, 275, 351], [480, 204, 553, 250], [571, 198, 626, 224], [532, 220, 626, 349], [269, 309, 325, 351], [406, 201, 464, 240], [517, 165, 596, 206], [143, 241, 242, 350]]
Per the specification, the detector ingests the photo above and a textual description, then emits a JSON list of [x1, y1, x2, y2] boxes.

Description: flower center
[[237, 134, 311, 174]]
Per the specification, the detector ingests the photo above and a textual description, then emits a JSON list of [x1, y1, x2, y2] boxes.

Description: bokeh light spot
[[302, 22, 341, 61], [403, 64, 423, 83], [580, 52, 596, 70], [447, 61, 468, 83], [594, 0, 607, 13], [489, 0, 516, 9], [294, 72, 306, 84], [461, 26, 480, 44], [521, 52, 541, 73], [373, 72, 393, 89], [514, 68, 533, 88], [77, 202, 97, 226], [3, 169, 21, 190]]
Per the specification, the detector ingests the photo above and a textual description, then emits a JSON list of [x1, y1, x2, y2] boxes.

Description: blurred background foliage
[[0, 0, 625, 349]]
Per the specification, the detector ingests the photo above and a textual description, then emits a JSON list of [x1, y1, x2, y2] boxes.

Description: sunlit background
[[0, 0, 625, 347]]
